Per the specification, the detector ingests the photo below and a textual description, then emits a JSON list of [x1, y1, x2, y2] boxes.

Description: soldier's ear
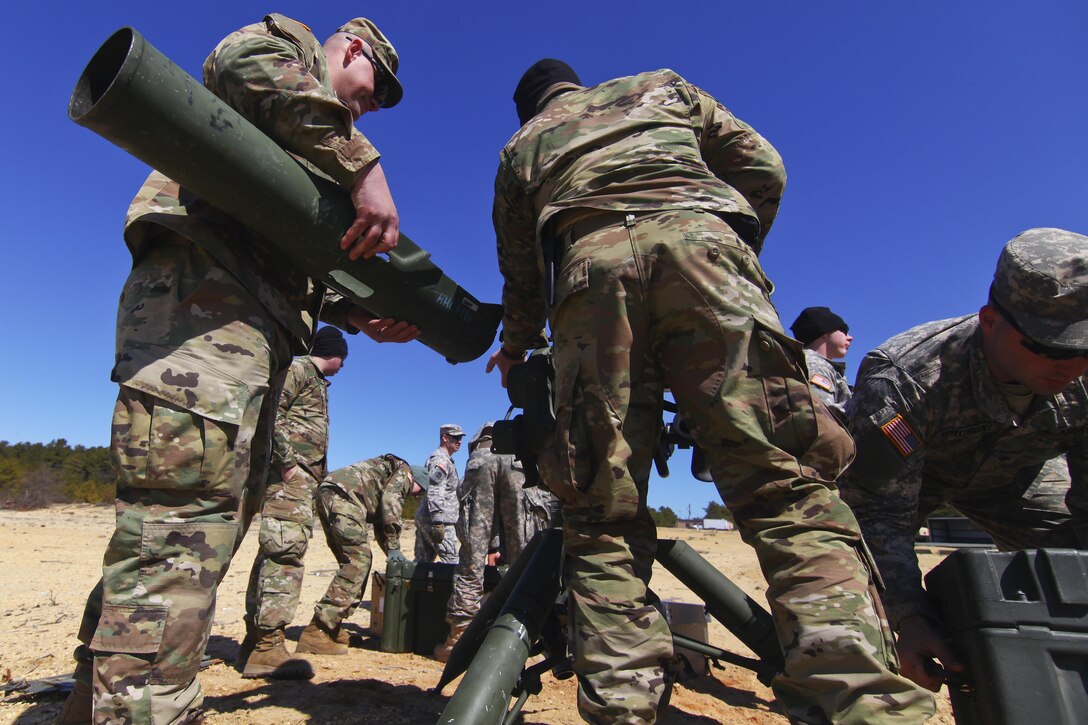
[[978, 305, 998, 334]]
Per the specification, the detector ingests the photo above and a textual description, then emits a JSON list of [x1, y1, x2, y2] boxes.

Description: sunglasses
[[991, 299, 1088, 361], [361, 47, 388, 106]]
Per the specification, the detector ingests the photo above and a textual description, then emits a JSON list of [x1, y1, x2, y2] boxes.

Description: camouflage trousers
[[312, 485, 374, 630], [538, 210, 934, 724], [446, 472, 553, 627], [414, 505, 459, 563], [244, 465, 320, 631], [74, 238, 290, 724]]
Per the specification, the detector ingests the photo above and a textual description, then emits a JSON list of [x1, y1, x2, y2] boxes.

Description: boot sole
[[295, 645, 348, 656], [241, 663, 315, 680]]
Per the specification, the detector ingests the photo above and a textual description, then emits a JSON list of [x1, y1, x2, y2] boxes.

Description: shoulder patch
[[880, 414, 922, 458], [809, 373, 834, 392]]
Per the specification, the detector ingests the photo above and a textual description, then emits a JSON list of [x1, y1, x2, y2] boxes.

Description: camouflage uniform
[[494, 69, 932, 723], [70, 14, 378, 723], [445, 429, 559, 628], [312, 455, 415, 630], [244, 356, 331, 632], [415, 446, 460, 563], [803, 348, 852, 412], [838, 313, 1087, 627]]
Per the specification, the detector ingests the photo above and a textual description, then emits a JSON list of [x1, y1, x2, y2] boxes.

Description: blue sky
[[2, 1, 1085, 517]]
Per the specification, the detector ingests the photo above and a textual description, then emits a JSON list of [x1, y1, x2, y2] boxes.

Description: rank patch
[[880, 414, 921, 458], [809, 373, 834, 392]]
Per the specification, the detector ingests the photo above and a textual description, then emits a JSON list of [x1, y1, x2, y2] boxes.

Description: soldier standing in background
[[238, 326, 348, 679], [838, 228, 1088, 692], [295, 455, 427, 654], [415, 424, 464, 563], [790, 306, 854, 412], [486, 59, 933, 723], [433, 422, 559, 661], [56, 14, 417, 724]]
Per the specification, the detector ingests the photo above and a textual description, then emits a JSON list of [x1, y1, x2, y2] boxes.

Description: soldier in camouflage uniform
[[486, 59, 933, 724], [790, 306, 854, 412], [838, 228, 1088, 693], [414, 424, 464, 563], [434, 422, 559, 661], [294, 456, 426, 653], [238, 326, 348, 679], [57, 14, 417, 725]]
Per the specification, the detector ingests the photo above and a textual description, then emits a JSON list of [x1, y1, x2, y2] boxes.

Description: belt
[[560, 210, 647, 246]]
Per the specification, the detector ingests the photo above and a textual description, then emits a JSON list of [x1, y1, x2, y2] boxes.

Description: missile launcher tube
[[68, 27, 500, 363]]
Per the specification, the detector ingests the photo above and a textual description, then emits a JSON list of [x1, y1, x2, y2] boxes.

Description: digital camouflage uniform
[[445, 427, 559, 629], [415, 446, 460, 563], [838, 313, 1088, 627], [244, 355, 331, 632], [312, 455, 415, 631], [70, 13, 378, 724], [494, 70, 932, 724], [803, 348, 853, 413]]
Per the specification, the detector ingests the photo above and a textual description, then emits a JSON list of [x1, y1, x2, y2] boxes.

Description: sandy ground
[[0, 505, 954, 724]]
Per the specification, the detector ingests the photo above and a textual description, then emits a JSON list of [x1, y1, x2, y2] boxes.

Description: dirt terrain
[[0, 505, 954, 724]]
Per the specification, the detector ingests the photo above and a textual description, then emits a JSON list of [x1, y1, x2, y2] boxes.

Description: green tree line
[[0, 439, 114, 508]]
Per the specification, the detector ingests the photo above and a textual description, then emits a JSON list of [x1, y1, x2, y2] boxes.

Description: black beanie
[[513, 59, 581, 126], [311, 326, 348, 359], [789, 307, 849, 345]]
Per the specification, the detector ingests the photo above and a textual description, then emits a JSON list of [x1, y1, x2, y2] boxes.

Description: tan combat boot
[[433, 621, 470, 663], [241, 628, 315, 679], [296, 617, 348, 655]]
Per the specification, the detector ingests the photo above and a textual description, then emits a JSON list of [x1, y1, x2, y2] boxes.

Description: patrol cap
[[440, 423, 465, 438], [336, 18, 403, 108], [991, 228, 1088, 349], [410, 465, 428, 492], [469, 421, 496, 452]]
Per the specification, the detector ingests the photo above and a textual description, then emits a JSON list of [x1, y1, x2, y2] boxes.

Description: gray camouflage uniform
[[245, 355, 331, 632], [839, 313, 1088, 627], [313, 455, 415, 631], [69, 14, 379, 723], [415, 446, 460, 563], [445, 426, 559, 629], [803, 348, 852, 412], [494, 67, 931, 724]]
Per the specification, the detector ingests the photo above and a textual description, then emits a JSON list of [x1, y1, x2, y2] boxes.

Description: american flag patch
[[880, 414, 921, 458]]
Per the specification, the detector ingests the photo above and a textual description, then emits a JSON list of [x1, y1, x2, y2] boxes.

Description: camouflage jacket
[[803, 349, 852, 412], [461, 446, 559, 551], [271, 356, 330, 478], [322, 454, 415, 552], [424, 446, 460, 525], [122, 13, 376, 350], [493, 70, 785, 352], [838, 314, 1088, 626]]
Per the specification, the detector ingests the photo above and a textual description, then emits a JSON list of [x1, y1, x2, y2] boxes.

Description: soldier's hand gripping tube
[[69, 28, 501, 363]]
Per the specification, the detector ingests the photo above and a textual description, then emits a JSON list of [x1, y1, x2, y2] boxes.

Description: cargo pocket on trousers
[[745, 323, 818, 458], [137, 520, 239, 684], [853, 538, 900, 670], [91, 603, 169, 657]]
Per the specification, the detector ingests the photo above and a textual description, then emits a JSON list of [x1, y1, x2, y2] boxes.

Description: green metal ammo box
[[925, 548, 1088, 725]]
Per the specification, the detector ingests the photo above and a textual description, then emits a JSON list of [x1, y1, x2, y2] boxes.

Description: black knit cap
[[789, 307, 849, 345], [311, 326, 348, 359], [513, 59, 581, 126]]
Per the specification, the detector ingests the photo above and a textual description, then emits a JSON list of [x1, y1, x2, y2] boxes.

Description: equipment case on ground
[[924, 548, 1088, 725], [376, 559, 505, 656]]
